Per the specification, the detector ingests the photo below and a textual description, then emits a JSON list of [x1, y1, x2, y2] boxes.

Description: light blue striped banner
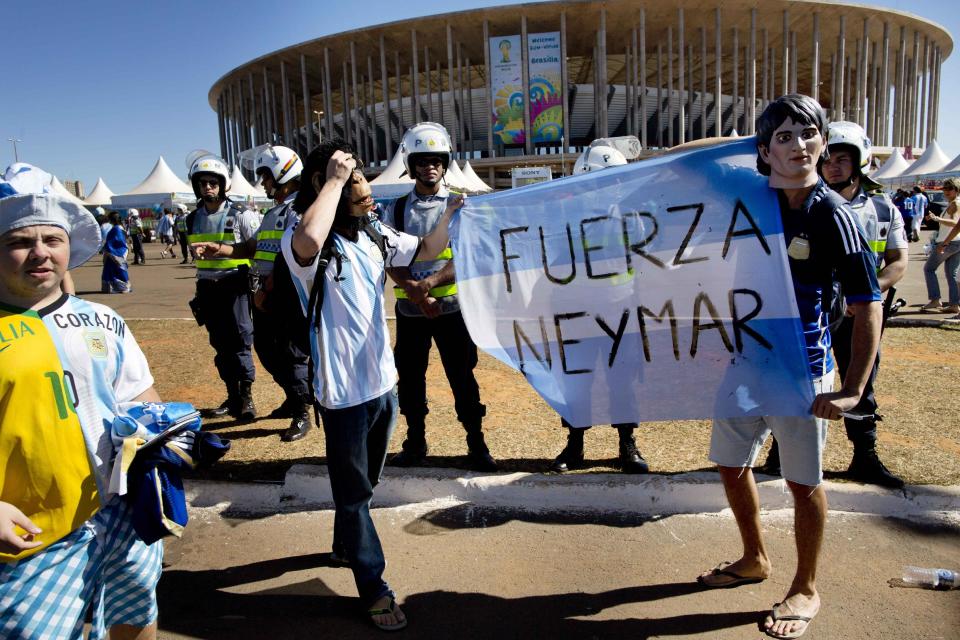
[[450, 138, 814, 427]]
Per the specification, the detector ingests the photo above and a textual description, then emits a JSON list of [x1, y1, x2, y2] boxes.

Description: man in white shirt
[[281, 140, 460, 632]]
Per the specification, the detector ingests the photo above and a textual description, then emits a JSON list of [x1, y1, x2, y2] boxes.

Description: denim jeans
[[319, 388, 398, 605], [923, 240, 960, 304]]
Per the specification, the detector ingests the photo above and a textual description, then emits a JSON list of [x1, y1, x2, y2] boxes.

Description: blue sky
[[1, 0, 955, 193]]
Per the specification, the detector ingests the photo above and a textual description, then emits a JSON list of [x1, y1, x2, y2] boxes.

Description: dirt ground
[[131, 318, 960, 486]]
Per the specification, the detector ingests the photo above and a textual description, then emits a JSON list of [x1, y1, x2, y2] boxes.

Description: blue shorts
[[0, 499, 163, 640], [709, 375, 833, 486]]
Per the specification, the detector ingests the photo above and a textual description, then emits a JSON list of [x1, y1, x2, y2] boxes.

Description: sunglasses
[[414, 157, 443, 168], [197, 178, 219, 187]]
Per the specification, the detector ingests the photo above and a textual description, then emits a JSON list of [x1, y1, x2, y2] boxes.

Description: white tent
[[444, 160, 476, 193], [123, 156, 192, 194], [462, 161, 493, 192], [871, 148, 911, 180], [370, 148, 415, 198], [940, 152, 960, 174], [49, 176, 89, 207], [84, 177, 115, 205], [900, 140, 951, 177], [227, 165, 267, 199]]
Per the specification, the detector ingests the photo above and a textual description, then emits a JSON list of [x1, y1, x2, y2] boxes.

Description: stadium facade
[[208, 0, 952, 187]]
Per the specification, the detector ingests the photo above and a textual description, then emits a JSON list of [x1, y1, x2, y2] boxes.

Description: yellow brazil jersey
[[1, 294, 154, 562], [0, 303, 100, 561]]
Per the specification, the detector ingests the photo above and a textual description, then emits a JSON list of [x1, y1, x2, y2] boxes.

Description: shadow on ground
[[157, 553, 765, 639]]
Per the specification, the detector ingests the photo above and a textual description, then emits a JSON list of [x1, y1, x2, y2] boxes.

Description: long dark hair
[[292, 139, 357, 217]]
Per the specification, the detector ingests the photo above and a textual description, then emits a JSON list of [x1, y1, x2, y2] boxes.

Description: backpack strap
[[392, 194, 410, 234]]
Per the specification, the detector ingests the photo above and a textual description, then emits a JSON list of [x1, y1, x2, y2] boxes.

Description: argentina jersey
[[41, 295, 154, 499], [280, 221, 420, 409]]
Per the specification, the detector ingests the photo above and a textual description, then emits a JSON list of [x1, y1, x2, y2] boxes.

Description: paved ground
[[156, 503, 959, 639]]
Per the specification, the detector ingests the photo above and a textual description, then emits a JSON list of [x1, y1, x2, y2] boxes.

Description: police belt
[[187, 232, 252, 270]]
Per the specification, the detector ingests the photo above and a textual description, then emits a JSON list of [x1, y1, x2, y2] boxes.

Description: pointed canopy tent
[[370, 147, 415, 199], [462, 161, 493, 192], [444, 160, 476, 193], [49, 176, 90, 207], [123, 156, 192, 194], [227, 165, 267, 199], [940, 153, 960, 174], [900, 140, 951, 178], [84, 177, 115, 205], [871, 148, 911, 180]]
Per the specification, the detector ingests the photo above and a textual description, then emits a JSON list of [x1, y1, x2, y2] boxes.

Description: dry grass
[[133, 320, 960, 485]]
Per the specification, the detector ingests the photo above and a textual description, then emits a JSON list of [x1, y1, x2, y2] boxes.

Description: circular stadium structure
[[208, 0, 952, 188]]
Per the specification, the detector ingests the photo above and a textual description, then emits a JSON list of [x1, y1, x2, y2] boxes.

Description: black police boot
[[550, 428, 585, 473], [465, 430, 498, 472], [390, 419, 428, 467], [757, 438, 781, 476], [281, 403, 312, 442], [848, 443, 904, 488], [237, 380, 257, 423], [617, 431, 649, 474], [202, 385, 238, 418]]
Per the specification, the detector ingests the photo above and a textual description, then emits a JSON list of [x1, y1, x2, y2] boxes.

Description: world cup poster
[[527, 32, 563, 143], [490, 35, 524, 145]]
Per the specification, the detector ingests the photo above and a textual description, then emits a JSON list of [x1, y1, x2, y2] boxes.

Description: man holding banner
[[698, 95, 882, 640]]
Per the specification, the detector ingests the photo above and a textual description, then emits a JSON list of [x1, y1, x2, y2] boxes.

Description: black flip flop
[[763, 601, 814, 639], [696, 561, 766, 589]]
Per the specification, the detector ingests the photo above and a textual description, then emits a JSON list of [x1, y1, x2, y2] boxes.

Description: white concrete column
[[667, 26, 674, 145], [715, 8, 722, 136], [411, 30, 420, 124], [678, 8, 685, 144], [811, 13, 820, 102], [748, 9, 757, 134], [446, 23, 459, 154], [483, 20, 493, 157], [639, 8, 647, 148]]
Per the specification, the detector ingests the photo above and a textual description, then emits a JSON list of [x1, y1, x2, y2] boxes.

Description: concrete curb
[[185, 465, 960, 523], [887, 316, 960, 328]]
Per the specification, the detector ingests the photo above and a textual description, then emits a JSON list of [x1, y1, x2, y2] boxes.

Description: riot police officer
[[251, 145, 313, 441], [186, 153, 260, 421], [385, 123, 496, 471]]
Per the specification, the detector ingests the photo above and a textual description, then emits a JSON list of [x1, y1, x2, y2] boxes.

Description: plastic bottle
[[902, 566, 959, 590]]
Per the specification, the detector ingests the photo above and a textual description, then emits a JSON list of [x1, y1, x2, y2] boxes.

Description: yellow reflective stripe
[[195, 259, 251, 269], [868, 240, 887, 252], [415, 247, 453, 262], [257, 230, 285, 240], [393, 283, 458, 299], [188, 233, 231, 243], [254, 251, 278, 262]]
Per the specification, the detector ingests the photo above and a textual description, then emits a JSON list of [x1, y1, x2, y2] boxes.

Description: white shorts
[[709, 374, 833, 486], [0, 499, 163, 640]]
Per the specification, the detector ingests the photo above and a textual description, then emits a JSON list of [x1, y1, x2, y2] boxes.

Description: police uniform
[[251, 193, 311, 413], [187, 199, 260, 407], [831, 188, 906, 452], [384, 188, 489, 461]]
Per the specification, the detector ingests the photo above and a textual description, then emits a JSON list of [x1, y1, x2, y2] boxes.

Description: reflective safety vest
[[389, 193, 458, 300], [850, 190, 895, 271], [175, 215, 188, 234], [253, 202, 294, 276], [187, 204, 252, 271]]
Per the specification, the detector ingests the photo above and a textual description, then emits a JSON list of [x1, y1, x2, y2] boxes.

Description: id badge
[[787, 236, 810, 260]]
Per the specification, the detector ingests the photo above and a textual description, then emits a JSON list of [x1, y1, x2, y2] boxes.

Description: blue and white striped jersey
[[281, 221, 421, 409]]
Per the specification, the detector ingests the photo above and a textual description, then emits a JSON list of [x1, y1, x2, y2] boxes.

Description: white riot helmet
[[188, 154, 231, 199], [572, 145, 628, 175], [254, 145, 302, 185], [128, 209, 139, 218], [827, 121, 872, 171], [400, 122, 453, 177]]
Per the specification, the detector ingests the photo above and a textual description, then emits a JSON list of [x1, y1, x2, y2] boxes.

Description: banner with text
[[527, 32, 563, 143], [490, 35, 524, 145], [450, 138, 814, 427]]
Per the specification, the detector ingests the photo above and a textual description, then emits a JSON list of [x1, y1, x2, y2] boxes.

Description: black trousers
[[131, 235, 145, 264], [831, 314, 880, 445], [394, 309, 485, 437], [178, 233, 190, 261], [252, 304, 310, 401], [560, 419, 637, 438], [195, 272, 256, 387]]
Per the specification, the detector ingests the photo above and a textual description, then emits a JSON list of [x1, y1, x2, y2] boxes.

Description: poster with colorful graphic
[[490, 35, 524, 145], [527, 32, 563, 143]]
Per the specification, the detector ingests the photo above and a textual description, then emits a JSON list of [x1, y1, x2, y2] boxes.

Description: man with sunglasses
[[186, 154, 261, 422], [385, 123, 496, 471]]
